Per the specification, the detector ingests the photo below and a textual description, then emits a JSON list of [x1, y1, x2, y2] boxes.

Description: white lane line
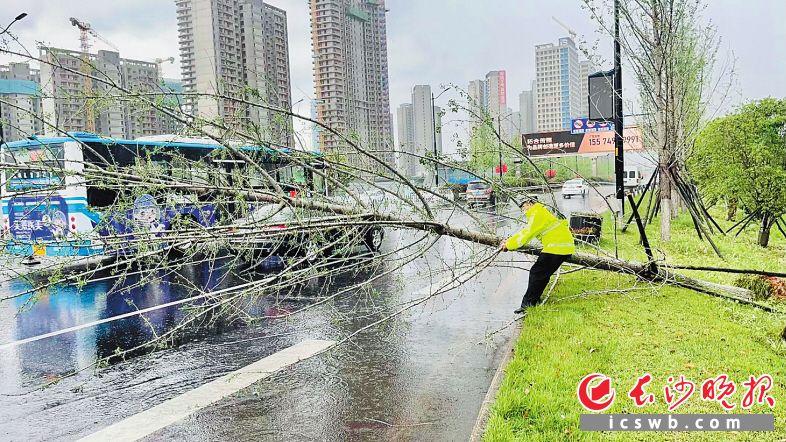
[[78, 339, 336, 442], [0, 292, 211, 351]]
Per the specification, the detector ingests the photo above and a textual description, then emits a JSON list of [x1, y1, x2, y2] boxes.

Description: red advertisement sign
[[523, 126, 645, 156]]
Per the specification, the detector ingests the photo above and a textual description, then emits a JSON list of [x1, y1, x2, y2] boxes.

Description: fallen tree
[[2, 33, 783, 397]]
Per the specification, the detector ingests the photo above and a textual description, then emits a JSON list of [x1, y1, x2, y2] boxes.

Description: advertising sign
[[523, 126, 645, 156], [8, 196, 69, 242], [571, 118, 614, 134], [589, 70, 615, 121]]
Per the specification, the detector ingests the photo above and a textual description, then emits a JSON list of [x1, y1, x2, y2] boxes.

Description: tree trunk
[[659, 165, 672, 241], [654, 42, 671, 241], [758, 212, 772, 247], [727, 197, 737, 221], [670, 183, 681, 218]]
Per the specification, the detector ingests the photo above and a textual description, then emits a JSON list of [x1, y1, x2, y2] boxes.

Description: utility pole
[[430, 92, 439, 187], [498, 116, 503, 179], [613, 0, 625, 219]]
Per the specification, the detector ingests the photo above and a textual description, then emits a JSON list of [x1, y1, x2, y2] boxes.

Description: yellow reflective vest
[[505, 203, 575, 255]]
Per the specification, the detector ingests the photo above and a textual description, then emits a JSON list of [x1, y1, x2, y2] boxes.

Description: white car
[[562, 178, 588, 199], [624, 169, 643, 190]]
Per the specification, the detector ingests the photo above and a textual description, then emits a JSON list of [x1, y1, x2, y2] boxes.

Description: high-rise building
[[518, 86, 536, 135], [485, 70, 507, 122], [160, 78, 186, 134], [579, 59, 593, 118], [310, 0, 393, 172], [510, 111, 521, 140], [467, 79, 487, 122], [412, 85, 435, 166], [0, 62, 43, 141], [395, 102, 415, 176], [176, 0, 293, 143], [534, 37, 581, 132], [395, 85, 442, 178], [39, 47, 164, 138]]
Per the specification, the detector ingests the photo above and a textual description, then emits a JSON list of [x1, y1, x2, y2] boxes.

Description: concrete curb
[[468, 320, 522, 442]]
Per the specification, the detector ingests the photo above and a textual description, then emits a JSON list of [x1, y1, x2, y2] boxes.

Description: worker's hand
[[499, 241, 508, 251]]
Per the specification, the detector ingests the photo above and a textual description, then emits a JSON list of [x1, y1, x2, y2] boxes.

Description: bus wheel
[[364, 226, 384, 252]]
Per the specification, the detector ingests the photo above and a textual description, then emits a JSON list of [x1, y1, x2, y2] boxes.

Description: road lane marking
[[0, 292, 211, 351], [78, 339, 335, 442]]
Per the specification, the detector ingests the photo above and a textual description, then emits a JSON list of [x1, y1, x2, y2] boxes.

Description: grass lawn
[[484, 206, 786, 441]]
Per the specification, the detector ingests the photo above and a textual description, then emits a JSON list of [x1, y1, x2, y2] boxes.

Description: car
[[624, 169, 643, 190], [562, 178, 588, 199], [236, 203, 385, 261], [465, 180, 495, 206]]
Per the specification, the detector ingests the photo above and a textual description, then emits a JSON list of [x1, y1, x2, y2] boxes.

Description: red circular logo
[[577, 373, 616, 412]]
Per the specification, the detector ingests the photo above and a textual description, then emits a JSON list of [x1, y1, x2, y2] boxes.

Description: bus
[[1, 132, 326, 257]]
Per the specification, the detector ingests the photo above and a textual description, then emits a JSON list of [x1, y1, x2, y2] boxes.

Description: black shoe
[[514, 302, 538, 314]]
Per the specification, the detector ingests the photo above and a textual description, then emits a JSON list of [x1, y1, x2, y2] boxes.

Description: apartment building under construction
[[309, 0, 393, 171]]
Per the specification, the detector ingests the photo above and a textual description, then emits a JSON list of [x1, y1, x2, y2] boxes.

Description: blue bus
[[1, 132, 324, 257]]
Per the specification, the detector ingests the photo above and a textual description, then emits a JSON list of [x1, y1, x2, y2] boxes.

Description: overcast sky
[[2, 0, 785, 152]]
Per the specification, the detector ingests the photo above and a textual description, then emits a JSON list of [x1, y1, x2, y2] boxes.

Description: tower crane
[[154, 57, 175, 79], [551, 16, 578, 40], [69, 17, 118, 133]]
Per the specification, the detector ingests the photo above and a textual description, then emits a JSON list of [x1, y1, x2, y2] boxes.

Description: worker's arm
[[504, 207, 548, 250], [504, 226, 534, 251]]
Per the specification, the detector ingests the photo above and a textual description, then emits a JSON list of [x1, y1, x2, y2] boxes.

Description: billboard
[[588, 70, 614, 121], [499, 70, 507, 107], [523, 126, 645, 156], [571, 118, 614, 134]]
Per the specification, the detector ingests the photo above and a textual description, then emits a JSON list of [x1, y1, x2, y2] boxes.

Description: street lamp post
[[497, 116, 503, 179], [613, 0, 624, 218], [0, 13, 29, 147], [430, 88, 449, 188]]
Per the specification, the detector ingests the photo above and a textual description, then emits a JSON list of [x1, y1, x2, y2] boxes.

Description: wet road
[[0, 189, 609, 441]]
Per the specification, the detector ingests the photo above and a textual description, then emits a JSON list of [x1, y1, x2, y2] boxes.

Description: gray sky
[[2, 0, 785, 152]]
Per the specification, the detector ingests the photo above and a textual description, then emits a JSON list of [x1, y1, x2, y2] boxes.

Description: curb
[[468, 320, 522, 442]]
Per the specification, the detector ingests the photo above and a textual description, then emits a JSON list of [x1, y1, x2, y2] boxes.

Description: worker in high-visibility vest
[[500, 196, 575, 314]]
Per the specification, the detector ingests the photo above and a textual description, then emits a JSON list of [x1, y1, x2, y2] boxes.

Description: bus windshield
[[3, 144, 65, 193]]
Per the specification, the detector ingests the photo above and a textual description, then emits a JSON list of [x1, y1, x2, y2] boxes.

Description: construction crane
[[69, 17, 119, 133], [154, 57, 175, 80], [551, 16, 578, 40]]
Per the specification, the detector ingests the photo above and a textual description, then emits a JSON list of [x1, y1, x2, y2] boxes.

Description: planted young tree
[[690, 98, 786, 247], [583, 0, 731, 241]]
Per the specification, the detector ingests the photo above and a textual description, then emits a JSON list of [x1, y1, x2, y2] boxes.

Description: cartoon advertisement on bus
[[7, 196, 69, 242]]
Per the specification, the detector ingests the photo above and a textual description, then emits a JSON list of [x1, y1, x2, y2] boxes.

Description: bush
[[734, 275, 786, 301]]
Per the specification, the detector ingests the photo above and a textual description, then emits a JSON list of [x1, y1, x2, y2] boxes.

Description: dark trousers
[[522, 253, 570, 307]]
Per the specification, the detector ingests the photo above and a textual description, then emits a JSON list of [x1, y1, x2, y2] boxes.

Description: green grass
[[484, 207, 786, 441], [528, 155, 616, 182], [597, 198, 786, 286]]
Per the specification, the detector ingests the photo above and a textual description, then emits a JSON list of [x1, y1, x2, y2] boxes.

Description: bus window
[[3, 144, 65, 192], [87, 187, 119, 208], [312, 172, 326, 195]]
